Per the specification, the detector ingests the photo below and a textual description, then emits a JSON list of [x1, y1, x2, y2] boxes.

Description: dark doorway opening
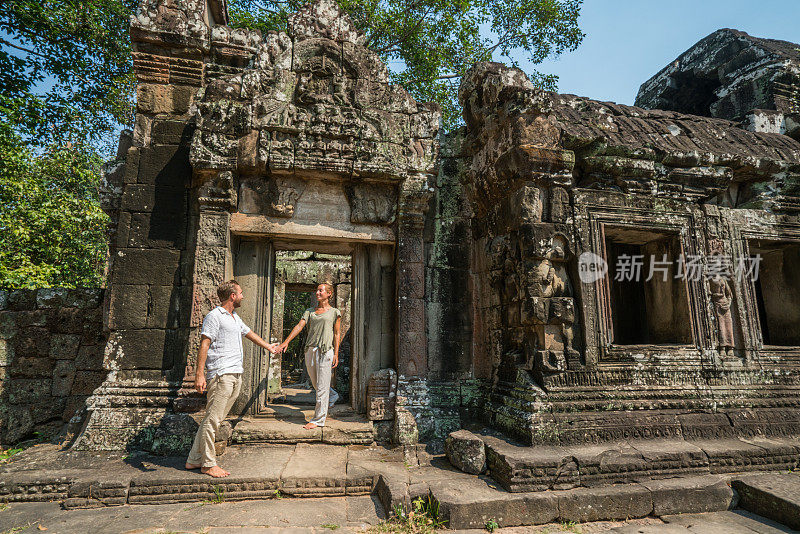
[[749, 240, 800, 346], [604, 227, 693, 345]]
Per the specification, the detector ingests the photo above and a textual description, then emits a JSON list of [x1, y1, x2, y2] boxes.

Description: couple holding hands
[[185, 280, 342, 477]]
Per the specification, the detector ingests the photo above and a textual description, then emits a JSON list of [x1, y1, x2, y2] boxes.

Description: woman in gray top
[[278, 282, 342, 429]]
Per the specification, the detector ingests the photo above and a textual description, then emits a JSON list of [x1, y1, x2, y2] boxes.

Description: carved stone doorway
[[232, 237, 394, 416]]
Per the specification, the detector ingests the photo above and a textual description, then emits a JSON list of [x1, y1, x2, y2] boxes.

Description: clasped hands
[[271, 341, 339, 369]]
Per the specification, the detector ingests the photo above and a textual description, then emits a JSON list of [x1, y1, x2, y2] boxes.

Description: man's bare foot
[[303, 422, 318, 430], [201, 465, 230, 478], [185, 463, 201, 470]]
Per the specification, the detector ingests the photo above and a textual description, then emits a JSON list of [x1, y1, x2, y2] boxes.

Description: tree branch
[[0, 37, 49, 61]]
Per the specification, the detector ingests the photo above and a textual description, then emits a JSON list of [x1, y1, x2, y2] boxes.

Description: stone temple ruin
[[2, 0, 800, 497]]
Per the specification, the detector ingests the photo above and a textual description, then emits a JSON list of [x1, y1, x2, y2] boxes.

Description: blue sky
[[514, 0, 800, 106]]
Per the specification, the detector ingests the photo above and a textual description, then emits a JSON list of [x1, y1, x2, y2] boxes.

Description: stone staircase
[[445, 427, 800, 493], [227, 388, 374, 446], [229, 404, 374, 445]]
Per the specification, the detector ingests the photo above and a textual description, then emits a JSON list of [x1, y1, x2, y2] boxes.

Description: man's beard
[[233, 298, 242, 308]]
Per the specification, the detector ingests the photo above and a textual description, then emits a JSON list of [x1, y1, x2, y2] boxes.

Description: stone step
[[372, 457, 742, 531], [445, 428, 800, 492], [0, 443, 402, 508], [230, 404, 373, 445], [732, 473, 800, 531], [60, 443, 386, 508]]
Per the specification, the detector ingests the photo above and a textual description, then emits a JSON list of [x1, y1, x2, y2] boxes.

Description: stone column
[[178, 171, 236, 402], [396, 174, 433, 376]]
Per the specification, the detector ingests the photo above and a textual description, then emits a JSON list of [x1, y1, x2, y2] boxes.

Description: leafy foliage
[[0, 120, 109, 289], [0, 0, 137, 150], [229, 0, 584, 129]]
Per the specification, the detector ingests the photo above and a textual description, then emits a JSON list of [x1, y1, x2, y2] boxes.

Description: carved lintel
[[346, 183, 397, 224]]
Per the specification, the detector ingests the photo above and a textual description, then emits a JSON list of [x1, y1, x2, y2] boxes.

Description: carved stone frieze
[[346, 183, 397, 224]]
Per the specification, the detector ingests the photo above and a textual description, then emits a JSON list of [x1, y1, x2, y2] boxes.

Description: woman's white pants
[[305, 346, 338, 426]]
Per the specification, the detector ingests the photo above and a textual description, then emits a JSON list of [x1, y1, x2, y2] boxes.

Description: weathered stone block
[[197, 212, 230, 248], [120, 183, 186, 212], [12, 310, 50, 328], [10, 357, 54, 378], [75, 345, 104, 371], [445, 430, 486, 474], [0, 291, 7, 310], [138, 145, 190, 187], [36, 288, 68, 308], [1, 405, 33, 444], [30, 397, 66, 424], [63, 289, 103, 309], [54, 308, 87, 334], [112, 249, 181, 285], [150, 120, 192, 145], [148, 285, 180, 329], [393, 407, 419, 445], [558, 484, 653, 523], [0, 339, 11, 366], [150, 413, 199, 455], [398, 298, 425, 334], [643, 475, 736, 516], [105, 329, 169, 370], [8, 379, 52, 404], [397, 331, 426, 376], [0, 314, 17, 340], [733, 474, 800, 530], [52, 360, 77, 397], [128, 211, 187, 249], [70, 371, 107, 396], [367, 368, 397, 421], [8, 290, 36, 311], [12, 328, 50, 358], [108, 285, 149, 330]]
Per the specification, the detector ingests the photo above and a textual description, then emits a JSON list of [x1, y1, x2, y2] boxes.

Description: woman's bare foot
[[185, 462, 201, 470], [201, 465, 230, 478], [303, 422, 318, 430]]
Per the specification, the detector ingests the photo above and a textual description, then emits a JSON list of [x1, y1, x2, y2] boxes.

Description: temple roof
[[635, 29, 800, 121], [552, 94, 800, 173]]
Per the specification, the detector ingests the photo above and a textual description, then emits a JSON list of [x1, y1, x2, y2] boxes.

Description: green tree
[[0, 119, 109, 289], [0, 0, 137, 150], [229, 0, 584, 129]]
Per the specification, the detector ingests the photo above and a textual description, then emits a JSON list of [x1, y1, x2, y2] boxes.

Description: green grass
[[321, 524, 340, 530], [369, 496, 445, 534], [485, 518, 499, 532], [0, 448, 23, 464]]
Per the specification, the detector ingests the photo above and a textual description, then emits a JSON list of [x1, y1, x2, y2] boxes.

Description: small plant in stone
[[485, 518, 499, 532], [212, 485, 225, 504], [372, 496, 445, 533], [559, 520, 581, 533], [0, 448, 23, 464], [321, 524, 340, 530]]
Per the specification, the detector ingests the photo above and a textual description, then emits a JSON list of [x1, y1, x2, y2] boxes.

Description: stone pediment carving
[[189, 0, 440, 185]]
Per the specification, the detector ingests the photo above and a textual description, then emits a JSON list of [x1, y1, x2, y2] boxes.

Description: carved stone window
[[749, 239, 800, 347], [602, 226, 693, 346]]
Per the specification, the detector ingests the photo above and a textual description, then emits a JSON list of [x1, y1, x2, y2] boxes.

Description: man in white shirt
[[185, 280, 280, 477]]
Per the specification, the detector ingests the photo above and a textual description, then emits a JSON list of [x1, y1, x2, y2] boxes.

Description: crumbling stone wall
[[0, 289, 105, 446]]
